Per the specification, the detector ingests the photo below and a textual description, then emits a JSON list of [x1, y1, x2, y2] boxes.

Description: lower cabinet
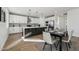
[[24, 27, 46, 37], [9, 27, 22, 34]]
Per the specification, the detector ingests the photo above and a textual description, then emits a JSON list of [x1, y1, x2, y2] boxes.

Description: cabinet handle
[[13, 24, 15, 27]]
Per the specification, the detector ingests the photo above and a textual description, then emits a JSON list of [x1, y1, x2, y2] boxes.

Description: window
[[0, 7, 5, 22]]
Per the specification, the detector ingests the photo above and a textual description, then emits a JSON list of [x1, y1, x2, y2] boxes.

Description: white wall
[[45, 16, 66, 30], [58, 15, 67, 31], [67, 8, 79, 37], [0, 7, 9, 50], [0, 23, 8, 50]]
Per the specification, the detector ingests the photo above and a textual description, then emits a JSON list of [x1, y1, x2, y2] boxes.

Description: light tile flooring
[[3, 33, 79, 51]]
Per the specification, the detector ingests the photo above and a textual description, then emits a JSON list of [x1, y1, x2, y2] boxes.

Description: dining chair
[[56, 30, 73, 51], [43, 32, 58, 51], [62, 30, 73, 50]]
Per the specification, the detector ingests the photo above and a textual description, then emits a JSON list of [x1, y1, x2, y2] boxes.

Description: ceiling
[[7, 7, 76, 17]]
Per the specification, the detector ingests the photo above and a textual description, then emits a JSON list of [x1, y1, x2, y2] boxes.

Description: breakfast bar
[[23, 27, 47, 38]]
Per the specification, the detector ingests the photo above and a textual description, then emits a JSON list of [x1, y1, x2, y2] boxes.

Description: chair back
[[68, 30, 73, 42], [43, 32, 53, 44]]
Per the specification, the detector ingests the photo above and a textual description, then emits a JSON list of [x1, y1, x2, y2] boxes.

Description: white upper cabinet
[[9, 14, 27, 23], [9, 14, 28, 34]]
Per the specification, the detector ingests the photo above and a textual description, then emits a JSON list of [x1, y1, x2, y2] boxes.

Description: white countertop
[[22, 26, 47, 29]]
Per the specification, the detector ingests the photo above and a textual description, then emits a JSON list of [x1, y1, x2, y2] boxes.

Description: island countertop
[[22, 26, 47, 29]]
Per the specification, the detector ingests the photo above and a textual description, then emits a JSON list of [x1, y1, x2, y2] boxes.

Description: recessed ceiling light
[[36, 11, 38, 13], [28, 9, 31, 11]]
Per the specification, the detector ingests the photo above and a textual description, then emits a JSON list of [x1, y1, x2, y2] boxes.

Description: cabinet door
[[14, 27, 19, 33], [19, 27, 22, 32], [9, 27, 14, 33], [14, 27, 22, 33], [9, 27, 22, 34], [9, 17, 14, 23]]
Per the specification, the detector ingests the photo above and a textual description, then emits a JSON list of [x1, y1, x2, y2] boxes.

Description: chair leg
[[49, 44, 52, 51], [43, 42, 46, 51], [56, 41, 60, 48], [65, 43, 69, 51], [54, 43, 57, 50], [70, 40, 72, 45], [68, 43, 71, 48]]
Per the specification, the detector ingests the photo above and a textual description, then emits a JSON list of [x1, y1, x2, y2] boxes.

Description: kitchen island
[[23, 26, 47, 38]]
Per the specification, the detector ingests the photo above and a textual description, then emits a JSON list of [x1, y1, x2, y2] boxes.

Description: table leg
[[59, 37, 62, 51], [22, 28, 23, 36]]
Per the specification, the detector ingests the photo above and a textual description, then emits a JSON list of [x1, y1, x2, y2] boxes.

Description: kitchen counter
[[23, 26, 47, 38]]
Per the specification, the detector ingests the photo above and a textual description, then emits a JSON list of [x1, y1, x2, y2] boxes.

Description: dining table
[[49, 30, 65, 51]]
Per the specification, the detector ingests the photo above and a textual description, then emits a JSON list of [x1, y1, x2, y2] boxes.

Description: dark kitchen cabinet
[[25, 27, 46, 38]]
